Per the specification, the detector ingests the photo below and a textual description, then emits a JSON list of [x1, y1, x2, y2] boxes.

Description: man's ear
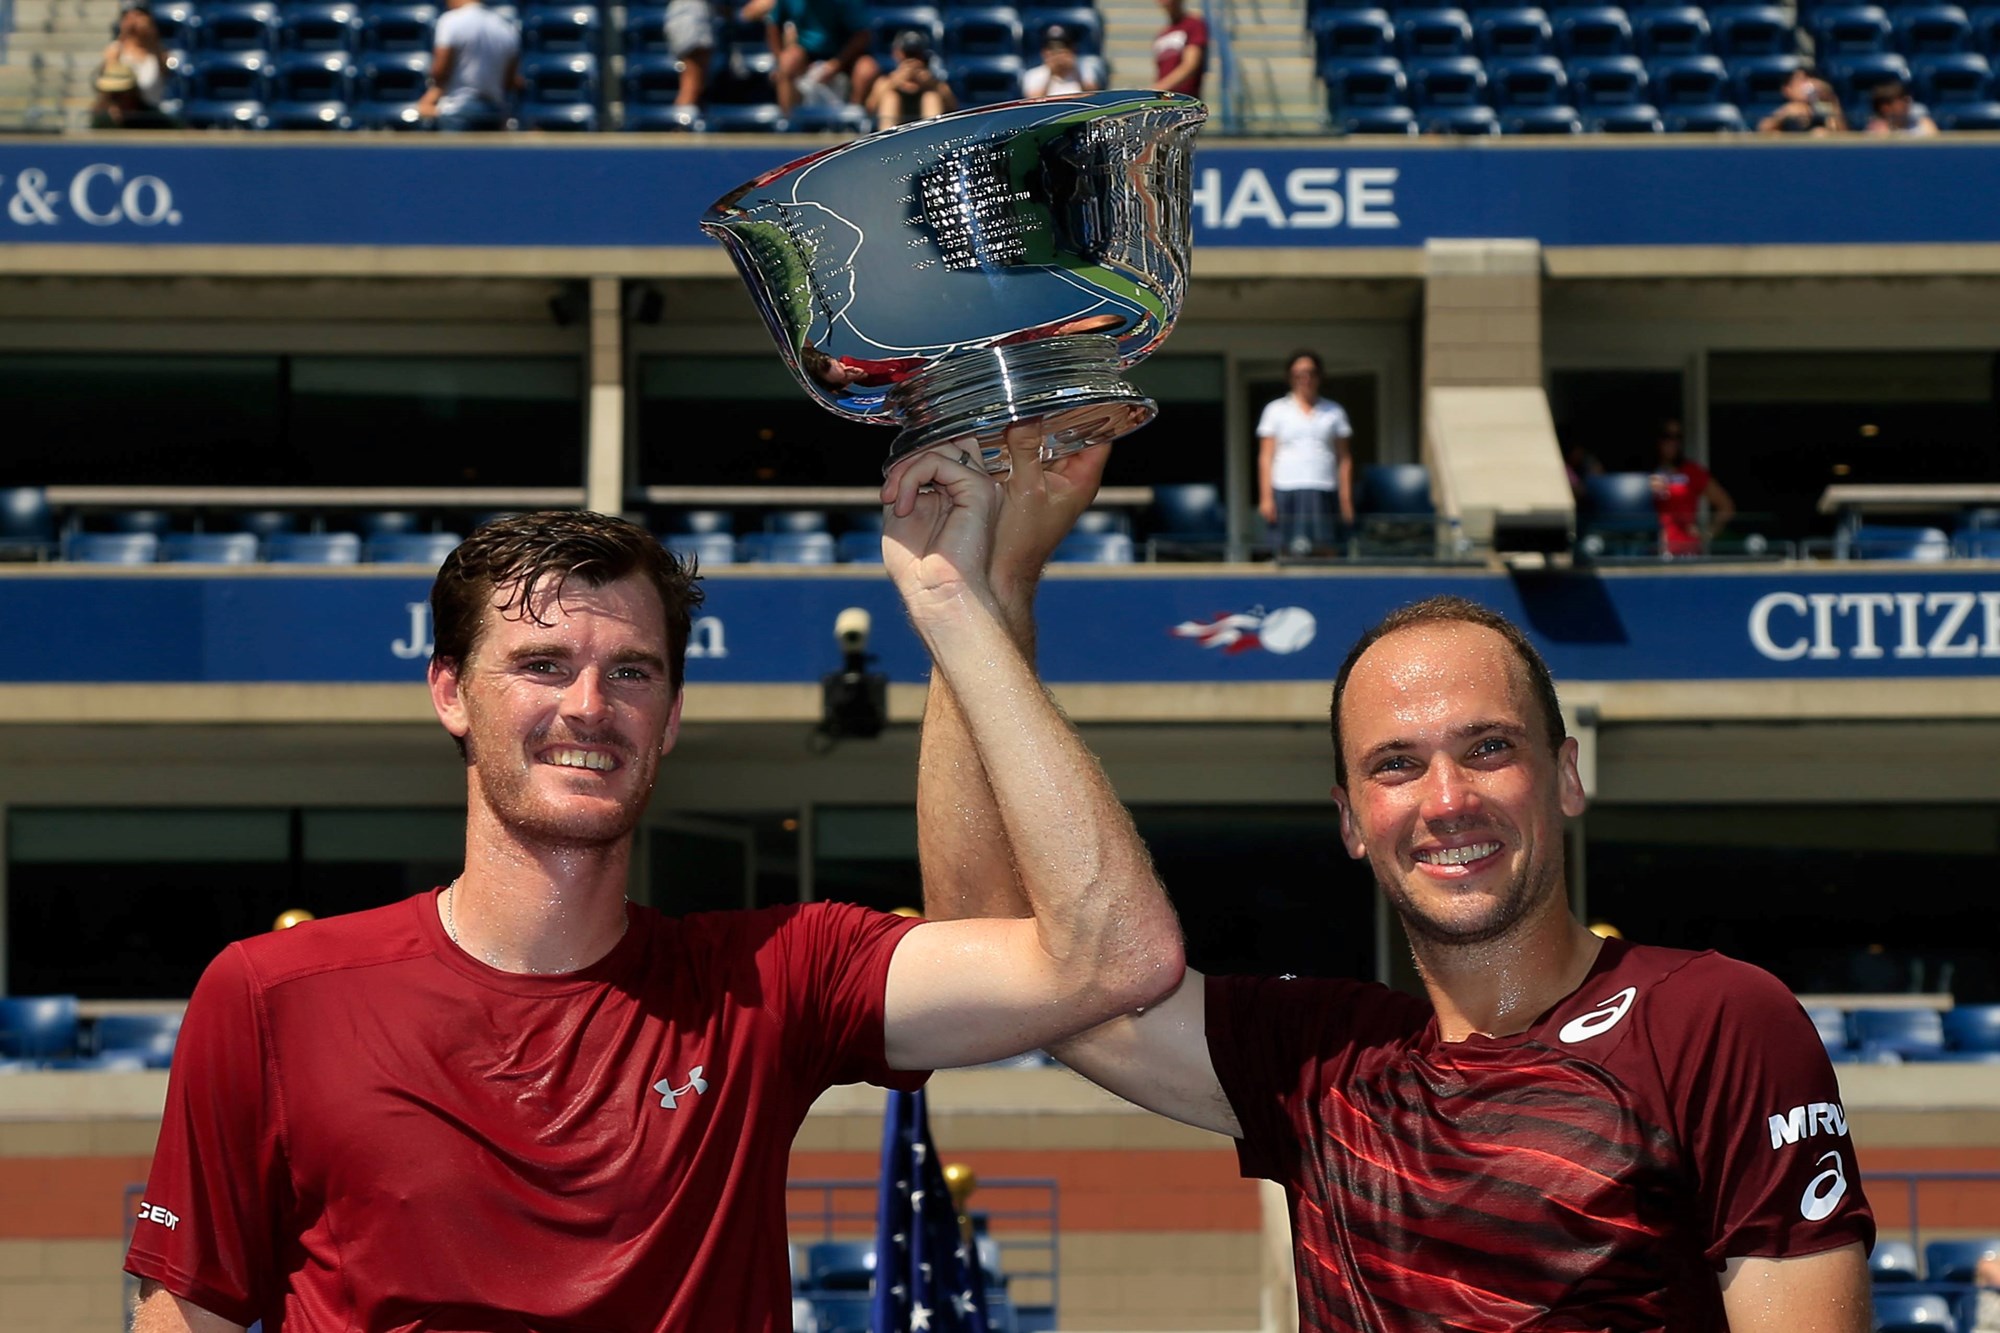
[[1557, 736, 1589, 819], [1330, 785, 1366, 859], [430, 655, 469, 741]]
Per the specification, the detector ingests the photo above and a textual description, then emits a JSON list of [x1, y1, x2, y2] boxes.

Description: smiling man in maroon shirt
[[917, 442, 1875, 1331], [126, 495, 1183, 1333]]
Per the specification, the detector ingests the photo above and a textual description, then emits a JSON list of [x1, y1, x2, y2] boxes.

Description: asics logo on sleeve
[[1800, 1150, 1848, 1220], [1557, 987, 1637, 1044]]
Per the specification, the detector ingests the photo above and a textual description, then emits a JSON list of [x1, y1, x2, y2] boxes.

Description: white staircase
[[0, 0, 121, 130], [1093, 0, 1324, 135]]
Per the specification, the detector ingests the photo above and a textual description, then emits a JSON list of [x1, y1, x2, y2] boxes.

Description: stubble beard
[[467, 732, 660, 850], [1381, 851, 1557, 951]]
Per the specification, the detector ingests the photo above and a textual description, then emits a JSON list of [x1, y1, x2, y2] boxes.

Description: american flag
[[870, 1089, 991, 1333]]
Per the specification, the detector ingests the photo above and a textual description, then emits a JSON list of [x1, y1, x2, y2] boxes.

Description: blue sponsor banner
[[11, 569, 2000, 685], [4, 140, 2000, 250]]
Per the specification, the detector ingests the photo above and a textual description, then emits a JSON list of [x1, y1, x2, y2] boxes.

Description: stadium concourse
[[3, 125, 2000, 1330]]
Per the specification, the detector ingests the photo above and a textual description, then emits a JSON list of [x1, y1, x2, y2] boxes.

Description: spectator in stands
[[417, 0, 521, 130], [1972, 1255, 2000, 1333], [123, 508, 1182, 1333], [1757, 66, 1847, 134], [1021, 26, 1102, 99], [741, 0, 878, 115], [1564, 441, 1604, 505], [1649, 417, 1735, 557], [1257, 350, 1354, 557], [1153, 0, 1208, 98], [914, 445, 1875, 1325], [664, 0, 716, 106], [868, 29, 956, 129], [92, 4, 174, 129], [1865, 80, 1938, 136]]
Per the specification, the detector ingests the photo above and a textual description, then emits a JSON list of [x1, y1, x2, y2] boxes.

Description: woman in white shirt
[[1256, 349, 1354, 557], [1021, 28, 1102, 99]]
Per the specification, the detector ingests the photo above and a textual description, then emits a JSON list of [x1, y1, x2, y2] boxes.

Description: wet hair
[[431, 509, 703, 696], [1287, 349, 1324, 376], [1328, 595, 1566, 788]]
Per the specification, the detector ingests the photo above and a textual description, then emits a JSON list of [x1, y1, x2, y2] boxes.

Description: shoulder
[[231, 893, 437, 992], [1209, 971, 1430, 1045], [1609, 941, 1805, 1037], [661, 901, 914, 959], [1186, 16, 1210, 38]]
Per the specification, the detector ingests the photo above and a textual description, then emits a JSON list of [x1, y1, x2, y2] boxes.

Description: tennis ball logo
[[1258, 607, 1317, 655]]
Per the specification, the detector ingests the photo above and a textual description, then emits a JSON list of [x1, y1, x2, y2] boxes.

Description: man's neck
[[1413, 905, 1604, 1043], [447, 806, 635, 974]]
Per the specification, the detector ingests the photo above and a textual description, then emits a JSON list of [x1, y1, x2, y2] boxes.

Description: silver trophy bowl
[[701, 90, 1207, 473]]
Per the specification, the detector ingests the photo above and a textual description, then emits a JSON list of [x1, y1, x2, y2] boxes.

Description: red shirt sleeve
[[763, 901, 928, 1094], [1653, 956, 1875, 1264], [123, 943, 289, 1327]]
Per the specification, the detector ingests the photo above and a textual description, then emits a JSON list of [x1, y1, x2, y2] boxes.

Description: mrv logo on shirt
[[1767, 1101, 1848, 1150]]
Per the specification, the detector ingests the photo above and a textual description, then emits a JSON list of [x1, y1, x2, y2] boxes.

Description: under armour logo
[[653, 1065, 709, 1110]]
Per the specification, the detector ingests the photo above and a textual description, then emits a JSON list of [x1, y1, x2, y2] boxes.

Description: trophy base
[[884, 335, 1157, 475]]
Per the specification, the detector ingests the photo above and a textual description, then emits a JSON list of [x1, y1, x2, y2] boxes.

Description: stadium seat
[[1474, 6, 1553, 57], [1810, 5, 1893, 56], [154, 0, 201, 50], [231, 509, 298, 539], [352, 51, 431, 127], [1634, 5, 1709, 54], [1707, 5, 1793, 56], [522, 4, 602, 53], [1355, 464, 1439, 555], [1580, 472, 1657, 553], [868, 4, 945, 57], [948, 53, 1026, 105], [1314, 6, 1397, 59], [623, 53, 687, 106], [669, 508, 734, 535], [1848, 1007, 1946, 1055], [625, 104, 702, 130], [1322, 55, 1410, 112], [836, 531, 883, 562], [1925, 1237, 2000, 1282], [1071, 509, 1132, 536], [365, 532, 462, 566], [1146, 483, 1227, 557], [179, 50, 276, 127], [354, 509, 424, 536], [1873, 1292, 1958, 1333], [664, 532, 735, 566], [92, 1012, 183, 1067], [1408, 53, 1487, 102], [944, 7, 1024, 56], [268, 50, 355, 127], [805, 1240, 876, 1290], [109, 509, 174, 535], [1569, 52, 1649, 102], [1648, 53, 1728, 103], [0, 486, 54, 560], [265, 531, 363, 564], [518, 102, 598, 129], [1396, 7, 1476, 57], [1913, 51, 1991, 101], [766, 509, 830, 534], [1939, 97, 2000, 123], [1052, 530, 1135, 563], [1504, 104, 1585, 129], [520, 51, 600, 103], [199, 0, 282, 50], [162, 532, 262, 563], [1972, 5, 2000, 54], [781, 104, 873, 132], [1727, 52, 1802, 110], [1337, 103, 1420, 131], [1944, 1005, 2000, 1051], [1554, 5, 1634, 57], [1488, 53, 1568, 102], [361, 4, 439, 52], [747, 531, 836, 563], [700, 102, 782, 130], [1838, 522, 1950, 560], [1018, 6, 1101, 57], [279, 2, 363, 52], [41, 1052, 152, 1072], [1425, 104, 1501, 131], [0, 996, 81, 1060], [1805, 1005, 1850, 1054], [1898, 4, 1974, 54], [625, 5, 672, 54], [1869, 1237, 1922, 1283], [66, 532, 161, 563]]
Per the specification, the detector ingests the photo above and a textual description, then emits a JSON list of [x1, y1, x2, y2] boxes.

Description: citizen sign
[[1190, 166, 1400, 231], [1748, 590, 2000, 661], [3, 163, 182, 228]]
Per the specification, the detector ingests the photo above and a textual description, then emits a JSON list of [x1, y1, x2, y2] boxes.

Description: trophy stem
[[884, 334, 1157, 474]]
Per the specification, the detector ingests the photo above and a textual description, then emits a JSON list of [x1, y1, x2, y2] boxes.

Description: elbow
[[1097, 899, 1187, 1015]]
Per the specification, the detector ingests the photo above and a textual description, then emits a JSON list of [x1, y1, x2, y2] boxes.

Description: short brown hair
[[431, 510, 703, 694], [1328, 595, 1566, 787]]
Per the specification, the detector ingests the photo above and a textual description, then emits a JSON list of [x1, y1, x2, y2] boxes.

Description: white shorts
[[665, 0, 713, 57]]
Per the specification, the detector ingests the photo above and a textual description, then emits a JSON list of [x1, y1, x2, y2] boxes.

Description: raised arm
[[906, 431, 1240, 1135]]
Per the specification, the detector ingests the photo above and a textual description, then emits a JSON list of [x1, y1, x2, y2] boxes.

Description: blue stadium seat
[[1569, 52, 1648, 101], [200, 0, 281, 49], [1648, 52, 1728, 102], [700, 102, 782, 129], [93, 1012, 183, 1067], [1554, 5, 1634, 57], [109, 508, 174, 535], [1018, 6, 1101, 57], [361, 4, 439, 52], [1474, 6, 1553, 56], [1727, 52, 1802, 108], [1849, 1007, 1945, 1054], [1707, 4, 1793, 56], [162, 532, 261, 563], [805, 1240, 876, 1291], [625, 104, 702, 129], [664, 532, 736, 566], [352, 509, 423, 536], [41, 1052, 152, 1072], [1805, 1005, 1849, 1053], [268, 50, 355, 126], [1634, 5, 1709, 53], [518, 102, 598, 128], [1898, 4, 1974, 53], [265, 531, 363, 564], [1869, 1237, 1922, 1283], [522, 4, 602, 53], [1071, 509, 1131, 535], [781, 103, 873, 132], [1337, 103, 1420, 131], [0, 996, 81, 1059], [1407, 52, 1487, 102], [1487, 52, 1567, 101], [1973, 5, 2000, 54], [749, 531, 837, 563], [0, 487, 54, 559], [1360, 464, 1435, 518], [1425, 102, 1501, 130], [1322, 55, 1409, 111], [154, 0, 201, 50], [836, 531, 883, 562], [1811, 4, 1893, 55], [1873, 1292, 1958, 1333], [1397, 7, 1476, 56], [669, 508, 734, 535], [1944, 1005, 2000, 1051], [766, 509, 830, 534], [520, 50, 599, 101], [842, 508, 884, 534], [67, 532, 161, 563], [265, 98, 352, 127], [1581, 472, 1657, 551], [1939, 97, 2000, 123], [625, 4, 673, 53], [1666, 101, 1747, 127], [1925, 1238, 2000, 1284], [944, 6, 1023, 55], [366, 532, 463, 566], [623, 52, 687, 104], [1315, 6, 1396, 58], [948, 52, 1025, 104], [1914, 50, 1991, 100], [229, 509, 297, 539], [179, 50, 275, 127], [869, 4, 945, 57], [279, 1, 362, 51], [1052, 530, 1134, 563], [1504, 104, 1585, 128], [352, 51, 431, 127], [1149, 483, 1226, 539]]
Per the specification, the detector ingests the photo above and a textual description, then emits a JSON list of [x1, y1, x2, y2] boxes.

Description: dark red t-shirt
[[126, 892, 925, 1332], [1154, 15, 1208, 93], [1207, 939, 1873, 1330]]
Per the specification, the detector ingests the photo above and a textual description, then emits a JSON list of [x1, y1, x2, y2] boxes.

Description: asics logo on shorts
[[1557, 986, 1637, 1044], [1800, 1150, 1848, 1221]]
